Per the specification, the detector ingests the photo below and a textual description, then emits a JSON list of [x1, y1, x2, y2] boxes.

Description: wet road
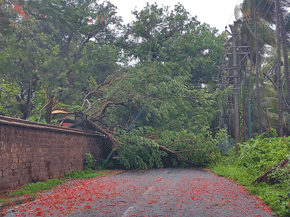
[[4, 168, 274, 216]]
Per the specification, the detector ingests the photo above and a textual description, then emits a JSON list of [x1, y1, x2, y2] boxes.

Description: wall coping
[[0, 115, 106, 138]]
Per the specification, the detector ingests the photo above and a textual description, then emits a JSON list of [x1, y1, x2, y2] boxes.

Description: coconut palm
[[231, 0, 276, 137], [232, 0, 290, 136]]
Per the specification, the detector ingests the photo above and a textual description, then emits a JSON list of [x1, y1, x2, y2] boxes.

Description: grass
[[210, 158, 290, 217], [210, 164, 256, 185], [8, 169, 106, 197], [64, 169, 105, 179], [9, 179, 65, 197]]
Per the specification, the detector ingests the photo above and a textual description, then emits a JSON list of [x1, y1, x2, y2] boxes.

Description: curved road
[[4, 168, 274, 216]]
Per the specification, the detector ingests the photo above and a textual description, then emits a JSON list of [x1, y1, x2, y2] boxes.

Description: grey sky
[[109, 0, 241, 33]]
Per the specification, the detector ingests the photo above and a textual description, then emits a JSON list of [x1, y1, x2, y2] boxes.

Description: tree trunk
[[249, 37, 253, 139], [275, 0, 284, 137], [231, 22, 240, 154], [45, 95, 55, 124], [253, 1, 262, 134], [279, 8, 290, 103], [243, 104, 249, 141]]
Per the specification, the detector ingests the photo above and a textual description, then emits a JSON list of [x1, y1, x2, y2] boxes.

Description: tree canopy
[[9, 0, 290, 168], [122, 3, 224, 84]]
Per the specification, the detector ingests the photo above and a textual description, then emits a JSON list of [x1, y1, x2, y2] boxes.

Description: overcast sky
[[109, 0, 241, 33]]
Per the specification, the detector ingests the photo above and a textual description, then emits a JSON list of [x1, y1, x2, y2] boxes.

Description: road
[[4, 168, 274, 216]]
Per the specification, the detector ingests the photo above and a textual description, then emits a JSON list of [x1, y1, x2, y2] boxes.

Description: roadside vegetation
[[9, 179, 66, 197], [210, 129, 290, 217]]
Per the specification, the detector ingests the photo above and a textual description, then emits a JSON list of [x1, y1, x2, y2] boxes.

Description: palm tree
[[280, 1, 290, 103], [233, 0, 276, 137], [234, 0, 290, 136], [261, 46, 290, 134], [275, 0, 284, 136]]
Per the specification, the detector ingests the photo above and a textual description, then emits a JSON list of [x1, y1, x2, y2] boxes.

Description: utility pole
[[218, 25, 250, 144], [230, 22, 240, 153]]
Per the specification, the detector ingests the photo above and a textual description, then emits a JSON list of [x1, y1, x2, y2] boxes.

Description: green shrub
[[84, 153, 98, 170], [210, 130, 290, 216], [237, 136, 290, 174]]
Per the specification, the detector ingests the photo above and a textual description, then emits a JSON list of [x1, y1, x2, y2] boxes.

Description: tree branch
[[263, 72, 290, 111], [83, 99, 92, 113], [175, 149, 211, 155], [38, 101, 51, 122], [166, 139, 191, 148], [82, 78, 115, 107], [159, 145, 197, 166]]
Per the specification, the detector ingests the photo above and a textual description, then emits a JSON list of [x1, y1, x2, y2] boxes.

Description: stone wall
[[0, 116, 111, 193]]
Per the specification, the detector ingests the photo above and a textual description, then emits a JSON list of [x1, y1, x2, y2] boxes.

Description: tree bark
[[243, 104, 249, 141], [275, 0, 284, 137], [249, 38, 253, 139], [45, 95, 55, 124], [253, 1, 262, 134], [231, 22, 240, 154], [279, 7, 290, 103]]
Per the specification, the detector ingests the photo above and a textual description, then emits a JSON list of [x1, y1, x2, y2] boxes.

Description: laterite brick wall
[[0, 116, 111, 193]]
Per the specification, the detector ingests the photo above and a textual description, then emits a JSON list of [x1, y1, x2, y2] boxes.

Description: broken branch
[[251, 159, 289, 184]]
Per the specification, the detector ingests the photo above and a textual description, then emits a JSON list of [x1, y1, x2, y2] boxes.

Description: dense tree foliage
[[0, 0, 228, 167], [122, 3, 224, 84], [1, 0, 123, 118], [4, 0, 290, 166]]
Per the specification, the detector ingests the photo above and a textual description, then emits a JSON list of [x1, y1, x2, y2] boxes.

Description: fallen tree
[[56, 62, 229, 168]]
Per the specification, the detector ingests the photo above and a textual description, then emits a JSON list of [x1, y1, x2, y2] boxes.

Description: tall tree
[[122, 3, 225, 85], [253, 0, 262, 133], [275, 0, 284, 136], [279, 1, 290, 102], [233, 0, 276, 136], [1, 0, 124, 119]]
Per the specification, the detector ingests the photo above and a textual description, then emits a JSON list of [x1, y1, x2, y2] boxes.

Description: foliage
[[98, 159, 118, 169], [158, 127, 228, 166], [267, 163, 290, 215], [116, 127, 228, 169], [84, 153, 98, 170], [7, 169, 106, 199], [1, 0, 124, 119], [0, 1, 224, 134], [237, 133, 290, 173], [9, 179, 65, 197], [210, 131, 290, 216], [64, 169, 104, 179], [0, 80, 21, 116], [85, 60, 219, 136], [0, 0, 229, 173], [117, 127, 167, 169], [123, 2, 225, 84]]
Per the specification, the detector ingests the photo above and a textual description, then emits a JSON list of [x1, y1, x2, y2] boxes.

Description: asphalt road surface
[[4, 168, 274, 216]]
